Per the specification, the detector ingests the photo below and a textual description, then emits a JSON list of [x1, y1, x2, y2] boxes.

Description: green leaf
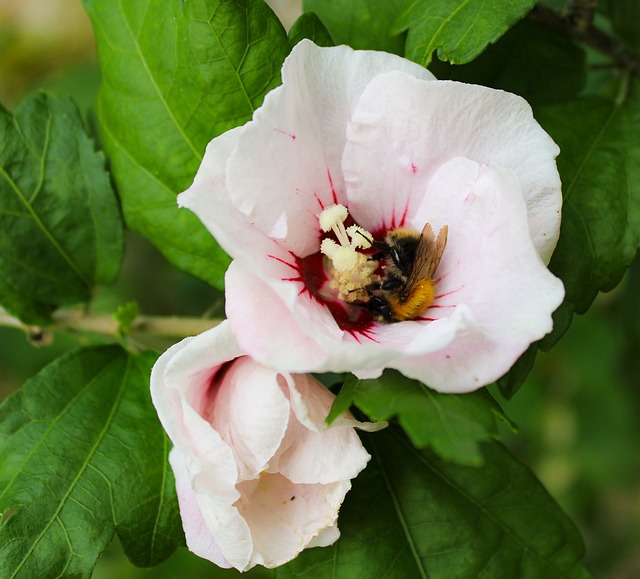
[[0, 92, 124, 325], [606, 0, 640, 52], [302, 0, 406, 54], [288, 12, 334, 48], [331, 370, 512, 466], [496, 342, 538, 399], [277, 428, 591, 579], [83, 0, 291, 288], [429, 19, 586, 105], [537, 83, 640, 335], [0, 346, 182, 577], [396, 0, 537, 66]]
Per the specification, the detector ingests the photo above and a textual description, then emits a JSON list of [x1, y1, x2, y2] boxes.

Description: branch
[[0, 307, 220, 343], [530, 2, 640, 76]]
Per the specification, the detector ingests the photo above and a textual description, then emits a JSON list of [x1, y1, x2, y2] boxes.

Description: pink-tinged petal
[[226, 259, 454, 375], [225, 40, 434, 257], [208, 357, 290, 480], [307, 522, 340, 548], [270, 415, 371, 484], [269, 374, 371, 484], [235, 474, 351, 569], [344, 72, 561, 261], [150, 322, 242, 459], [280, 372, 337, 432], [391, 158, 564, 392], [283, 372, 385, 433], [169, 448, 232, 569], [152, 325, 255, 569], [190, 472, 254, 571], [177, 127, 277, 267], [225, 259, 330, 369]]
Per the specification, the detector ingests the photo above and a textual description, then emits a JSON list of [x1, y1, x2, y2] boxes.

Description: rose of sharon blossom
[[150, 321, 380, 571], [179, 40, 565, 393]]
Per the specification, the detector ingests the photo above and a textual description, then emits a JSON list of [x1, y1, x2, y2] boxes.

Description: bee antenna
[[355, 229, 373, 245]]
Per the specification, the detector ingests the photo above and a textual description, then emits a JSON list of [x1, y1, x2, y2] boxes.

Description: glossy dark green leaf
[[0, 92, 123, 324], [288, 12, 334, 48], [83, 0, 291, 288], [429, 19, 586, 105], [0, 346, 182, 577], [396, 0, 536, 66], [303, 0, 406, 54], [330, 370, 512, 465], [537, 84, 640, 335], [277, 428, 591, 579], [496, 343, 538, 399]]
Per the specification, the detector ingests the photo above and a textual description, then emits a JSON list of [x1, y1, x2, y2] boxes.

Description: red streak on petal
[[434, 286, 462, 300], [411, 162, 418, 174], [269, 251, 378, 338], [274, 128, 296, 140], [313, 192, 325, 210], [387, 198, 410, 230], [354, 325, 379, 342], [282, 276, 309, 296], [327, 169, 338, 204], [326, 301, 377, 342], [398, 199, 410, 228], [268, 254, 297, 271]]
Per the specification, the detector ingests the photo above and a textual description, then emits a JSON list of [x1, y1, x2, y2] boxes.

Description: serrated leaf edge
[[0, 353, 130, 578]]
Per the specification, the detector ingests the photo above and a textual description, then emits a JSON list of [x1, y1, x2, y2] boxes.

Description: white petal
[[344, 72, 561, 261], [151, 324, 254, 570], [209, 358, 290, 480], [269, 374, 372, 484], [307, 522, 341, 548], [169, 448, 232, 569], [283, 372, 384, 433], [224, 259, 331, 369], [192, 469, 254, 571], [235, 474, 351, 569], [392, 158, 565, 392], [150, 322, 243, 464], [225, 40, 434, 257], [178, 126, 276, 266]]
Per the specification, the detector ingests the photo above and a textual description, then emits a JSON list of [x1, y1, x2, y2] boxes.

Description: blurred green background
[[1, 1, 639, 577]]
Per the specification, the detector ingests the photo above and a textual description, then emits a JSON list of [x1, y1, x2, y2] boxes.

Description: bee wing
[[407, 223, 448, 286]]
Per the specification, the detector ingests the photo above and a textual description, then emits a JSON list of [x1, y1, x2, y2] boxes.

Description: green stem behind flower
[[0, 307, 220, 342], [531, 3, 640, 76]]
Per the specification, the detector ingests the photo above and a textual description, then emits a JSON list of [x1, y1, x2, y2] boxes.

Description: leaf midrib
[[118, 0, 202, 161], [0, 113, 91, 288], [7, 353, 131, 578], [370, 434, 428, 579], [387, 431, 579, 577]]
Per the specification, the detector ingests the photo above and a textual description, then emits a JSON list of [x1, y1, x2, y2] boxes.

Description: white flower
[[150, 321, 380, 571], [179, 40, 564, 393]]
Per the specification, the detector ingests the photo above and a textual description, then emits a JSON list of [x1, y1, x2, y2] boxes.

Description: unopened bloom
[[150, 321, 379, 571], [179, 40, 564, 393]]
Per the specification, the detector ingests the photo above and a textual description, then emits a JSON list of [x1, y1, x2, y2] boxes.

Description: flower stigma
[[318, 204, 379, 303]]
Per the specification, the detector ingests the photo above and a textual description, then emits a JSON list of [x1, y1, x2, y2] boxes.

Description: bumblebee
[[367, 223, 448, 322]]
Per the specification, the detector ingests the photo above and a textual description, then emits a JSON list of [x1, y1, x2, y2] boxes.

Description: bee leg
[[367, 296, 393, 322], [381, 276, 403, 291], [365, 280, 381, 292]]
